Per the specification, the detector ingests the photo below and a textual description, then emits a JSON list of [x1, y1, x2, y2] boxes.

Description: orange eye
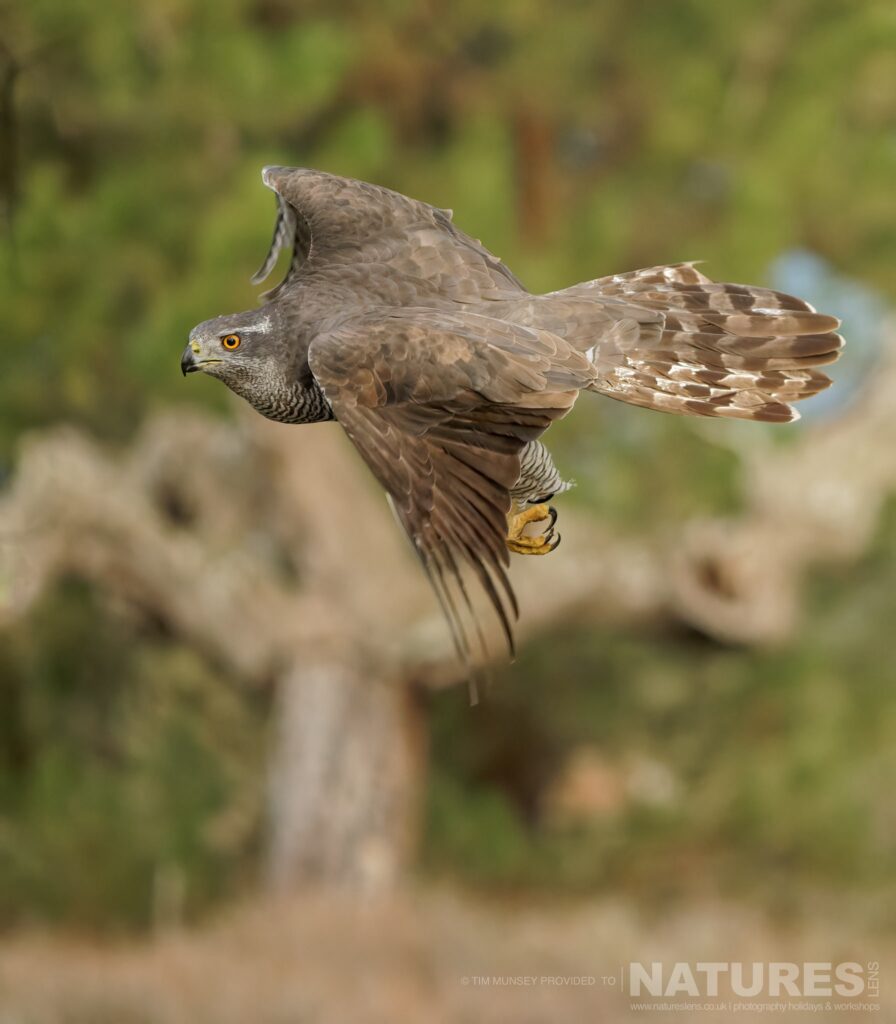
[[221, 333, 241, 350]]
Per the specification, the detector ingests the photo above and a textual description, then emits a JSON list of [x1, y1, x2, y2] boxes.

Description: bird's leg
[[506, 503, 560, 556]]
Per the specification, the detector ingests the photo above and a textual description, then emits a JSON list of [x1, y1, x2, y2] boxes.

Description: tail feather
[[668, 330, 843, 361], [672, 309, 839, 339], [639, 283, 813, 313], [548, 263, 843, 423]]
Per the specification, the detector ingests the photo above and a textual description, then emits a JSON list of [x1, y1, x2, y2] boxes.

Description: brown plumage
[[184, 167, 843, 667]]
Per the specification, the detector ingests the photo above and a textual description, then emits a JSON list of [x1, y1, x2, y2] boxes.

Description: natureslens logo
[[609, 961, 881, 1008], [627, 962, 872, 998]]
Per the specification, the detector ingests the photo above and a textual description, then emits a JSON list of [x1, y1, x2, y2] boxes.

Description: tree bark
[[266, 656, 424, 893]]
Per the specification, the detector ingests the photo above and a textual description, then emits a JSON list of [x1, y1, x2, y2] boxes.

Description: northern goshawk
[[183, 167, 842, 664]]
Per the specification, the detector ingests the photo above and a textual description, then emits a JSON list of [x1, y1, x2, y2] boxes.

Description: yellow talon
[[506, 503, 560, 556]]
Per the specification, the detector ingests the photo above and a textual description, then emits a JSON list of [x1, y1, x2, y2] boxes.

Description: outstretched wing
[[308, 309, 593, 665], [253, 166, 525, 305]]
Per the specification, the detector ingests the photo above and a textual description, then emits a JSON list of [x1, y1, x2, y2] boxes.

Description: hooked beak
[[181, 345, 199, 376]]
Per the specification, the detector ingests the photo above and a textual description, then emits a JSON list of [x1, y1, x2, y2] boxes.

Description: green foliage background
[[2, 0, 895, 929]]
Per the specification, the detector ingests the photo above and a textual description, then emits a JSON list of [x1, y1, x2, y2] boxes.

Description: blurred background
[[1, 1, 895, 1020]]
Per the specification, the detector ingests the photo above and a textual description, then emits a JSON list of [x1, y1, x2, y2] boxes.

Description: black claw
[[547, 506, 558, 527], [550, 533, 562, 552]]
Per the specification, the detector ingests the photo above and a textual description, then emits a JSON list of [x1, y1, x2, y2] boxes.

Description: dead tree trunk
[[267, 658, 424, 892]]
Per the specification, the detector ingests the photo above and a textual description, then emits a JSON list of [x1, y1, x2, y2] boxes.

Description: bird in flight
[[183, 167, 842, 667]]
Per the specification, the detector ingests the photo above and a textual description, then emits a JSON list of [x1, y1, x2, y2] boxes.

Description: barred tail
[[567, 263, 844, 423]]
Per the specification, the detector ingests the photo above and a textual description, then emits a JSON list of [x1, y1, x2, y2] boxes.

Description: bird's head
[[182, 307, 287, 392]]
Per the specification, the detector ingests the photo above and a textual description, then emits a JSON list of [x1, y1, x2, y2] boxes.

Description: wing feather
[[256, 167, 525, 305], [250, 193, 313, 300], [308, 310, 586, 665]]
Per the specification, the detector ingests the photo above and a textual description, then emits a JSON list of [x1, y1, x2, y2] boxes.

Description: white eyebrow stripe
[[230, 317, 272, 335]]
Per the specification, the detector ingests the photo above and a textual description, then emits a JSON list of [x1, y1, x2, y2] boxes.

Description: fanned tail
[[562, 263, 843, 422]]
